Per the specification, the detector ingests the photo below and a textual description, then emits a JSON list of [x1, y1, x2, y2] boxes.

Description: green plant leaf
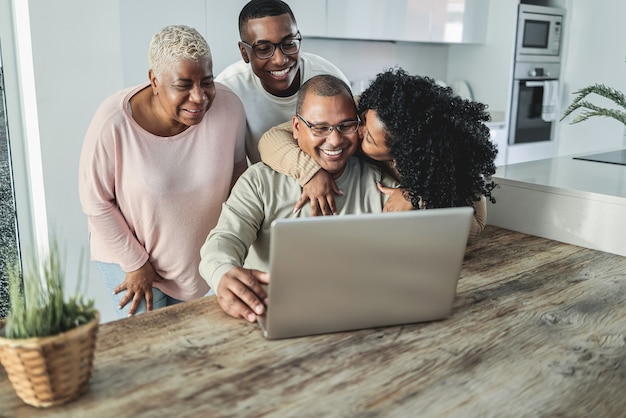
[[561, 83, 626, 125], [1, 238, 97, 339]]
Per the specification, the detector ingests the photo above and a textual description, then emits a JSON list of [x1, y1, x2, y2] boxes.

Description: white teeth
[[321, 149, 342, 156], [270, 68, 290, 77]]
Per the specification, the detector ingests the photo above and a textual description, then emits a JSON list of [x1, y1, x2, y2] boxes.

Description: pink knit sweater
[[79, 83, 247, 300]]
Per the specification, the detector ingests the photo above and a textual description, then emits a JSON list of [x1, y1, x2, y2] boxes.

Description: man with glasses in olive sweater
[[216, 0, 349, 163], [199, 75, 397, 323]]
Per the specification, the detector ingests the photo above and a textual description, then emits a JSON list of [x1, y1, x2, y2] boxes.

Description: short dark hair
[[358, 68, 497, 209], [238, 0, 297, 37], [296, 75, 355, 115]]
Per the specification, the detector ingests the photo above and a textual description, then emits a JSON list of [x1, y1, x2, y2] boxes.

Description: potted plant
[[560, 83, 626, 126], [0, 241, 99, 408]]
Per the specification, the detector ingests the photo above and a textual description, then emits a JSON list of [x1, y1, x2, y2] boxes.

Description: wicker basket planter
[[0, 312, 99, 408]]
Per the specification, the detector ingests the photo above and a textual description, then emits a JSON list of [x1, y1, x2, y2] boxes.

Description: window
[[0, 45, 20, 319]]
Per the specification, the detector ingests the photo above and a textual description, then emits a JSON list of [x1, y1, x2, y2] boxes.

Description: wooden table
[[2, 226, 626, 417]]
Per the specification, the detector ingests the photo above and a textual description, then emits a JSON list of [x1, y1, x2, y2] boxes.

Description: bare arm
[[468, 196, 487, 241]]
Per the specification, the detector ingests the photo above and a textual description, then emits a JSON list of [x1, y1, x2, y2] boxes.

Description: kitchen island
[[2, 225, 626, 417], [488, 150, 626, 257]]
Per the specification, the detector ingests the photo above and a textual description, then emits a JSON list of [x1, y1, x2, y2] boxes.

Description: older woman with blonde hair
[[79, 25, 247, 317]]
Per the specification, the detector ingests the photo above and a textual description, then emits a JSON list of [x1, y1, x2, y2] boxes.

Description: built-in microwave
[[515, 4, 565, 63]]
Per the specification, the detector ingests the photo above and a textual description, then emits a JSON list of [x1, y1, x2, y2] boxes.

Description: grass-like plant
[[1, 241, 97, 339], [560, 83, 626, 125]]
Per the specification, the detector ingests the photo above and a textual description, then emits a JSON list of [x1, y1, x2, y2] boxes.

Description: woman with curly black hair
[[258, 67, 497, 240]]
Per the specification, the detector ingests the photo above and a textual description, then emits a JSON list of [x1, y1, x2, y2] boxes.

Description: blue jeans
[[96, 262, 183, 319]]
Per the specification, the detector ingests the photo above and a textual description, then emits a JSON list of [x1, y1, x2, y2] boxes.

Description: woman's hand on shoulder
[[377, 183, 414, 212], [294, 170, 343, 216]]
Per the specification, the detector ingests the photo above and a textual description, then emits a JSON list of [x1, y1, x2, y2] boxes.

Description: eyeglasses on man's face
[[240, 32, 302, 60], [297, 114, 361, 137]]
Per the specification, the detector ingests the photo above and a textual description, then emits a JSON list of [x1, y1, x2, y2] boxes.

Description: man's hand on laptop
[[216, 267, 270, 322]]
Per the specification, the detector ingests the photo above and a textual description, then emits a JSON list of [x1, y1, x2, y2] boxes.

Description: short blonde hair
[[148, 25, 211, 78]]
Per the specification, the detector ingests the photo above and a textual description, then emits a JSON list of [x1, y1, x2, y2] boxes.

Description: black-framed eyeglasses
[[297, 114, 360, 137], [240, 32, 302, 60]]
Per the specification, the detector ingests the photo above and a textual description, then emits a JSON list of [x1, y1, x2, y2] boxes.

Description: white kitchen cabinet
[[430, 0, 489, 43], [306, 0, 487, 43], [326, 0, 430, 42], [487, 121, 508, 167]]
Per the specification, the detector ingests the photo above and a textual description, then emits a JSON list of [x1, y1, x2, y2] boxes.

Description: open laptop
[[258, 207, 474, 339]]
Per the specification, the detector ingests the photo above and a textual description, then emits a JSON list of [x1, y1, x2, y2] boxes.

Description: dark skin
[[295, 169, 343, 215], [114, 261, 164, 315], [215, 268, 270, 322], [297, 165, 412, 215], [238, 13, 302, 97], [295, 108, 413, 215]]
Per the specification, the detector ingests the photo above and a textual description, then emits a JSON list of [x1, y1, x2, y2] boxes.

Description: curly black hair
[[357, 68, 497, 209]]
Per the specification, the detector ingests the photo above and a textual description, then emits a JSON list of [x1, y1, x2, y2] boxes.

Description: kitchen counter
[[488, 149, 626, 256], [2, 226, 626, 416], [486, 110, 507, 167], [488, 110, 506, 124]]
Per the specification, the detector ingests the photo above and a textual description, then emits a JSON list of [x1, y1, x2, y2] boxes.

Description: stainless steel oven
[[509, 61, 561, 145]]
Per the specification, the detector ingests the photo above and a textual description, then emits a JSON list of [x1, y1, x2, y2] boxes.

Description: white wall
[[557, 0, 626, 156], [26, 0, 124, 322], [119, 0, 248, 86], [447, 0, 519, 114], [120, 0, 206, 86], [303, 38, 449, 93]]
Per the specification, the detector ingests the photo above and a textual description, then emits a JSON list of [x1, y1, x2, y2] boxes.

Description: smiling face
[[150, 57, 216, 132], [239, 13, 301, 97], [293, 92, 360, 179], [359, 109, 393, 161]]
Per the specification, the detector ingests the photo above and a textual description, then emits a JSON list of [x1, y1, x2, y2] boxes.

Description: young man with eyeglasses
[[199, 75, 397, 322], [216, 0, 350, 163]]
